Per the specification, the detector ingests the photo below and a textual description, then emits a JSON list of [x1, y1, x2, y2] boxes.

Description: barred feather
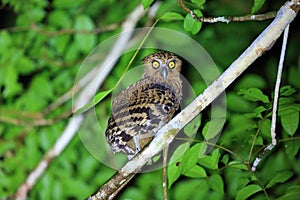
[[105, 52, 182, 157]]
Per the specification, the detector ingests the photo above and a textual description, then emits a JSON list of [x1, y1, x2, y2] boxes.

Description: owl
[[105, 51, 183, 159]]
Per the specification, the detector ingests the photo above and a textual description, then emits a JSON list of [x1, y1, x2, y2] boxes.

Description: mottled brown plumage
[[105, 51, 182, 159]]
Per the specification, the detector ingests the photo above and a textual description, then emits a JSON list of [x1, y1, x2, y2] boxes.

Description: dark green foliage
[[0, 0, 299, 199]]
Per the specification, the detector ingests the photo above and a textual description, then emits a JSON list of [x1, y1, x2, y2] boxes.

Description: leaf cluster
[[0, 0, 300, 199]]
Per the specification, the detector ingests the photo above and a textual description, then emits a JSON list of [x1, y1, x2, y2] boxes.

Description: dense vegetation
[[0, 0, 299, 199]]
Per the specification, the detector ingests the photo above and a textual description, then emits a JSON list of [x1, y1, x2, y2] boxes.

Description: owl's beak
[[160, 66, 168, 80]]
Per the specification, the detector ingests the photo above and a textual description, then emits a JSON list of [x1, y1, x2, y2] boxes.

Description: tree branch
[[251, 24, 290, 172], [178, 0, 277, 23], [191, 12, 276, 23], [88, 0, 299, 199], [2, 22, 119, 36]]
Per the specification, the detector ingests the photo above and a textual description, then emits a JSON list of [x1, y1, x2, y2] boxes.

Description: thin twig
[[191, 12, 276, 23], [251, 25, 290, 172], [271, 25, 290, 146], [2, 23, 119, 36], [178, 0, 276, 23], [178, 0, 191, 13], [89, 1, 299, 199], [0, 111, 71, 126], [15, 4, 148, 200], [247, 106, 272, 164]]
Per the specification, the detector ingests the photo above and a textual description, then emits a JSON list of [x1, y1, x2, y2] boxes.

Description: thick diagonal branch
[[88, 1, 299, 199]]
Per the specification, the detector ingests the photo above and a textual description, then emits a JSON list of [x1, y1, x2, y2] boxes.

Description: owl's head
[[142, 51, 182, 81]]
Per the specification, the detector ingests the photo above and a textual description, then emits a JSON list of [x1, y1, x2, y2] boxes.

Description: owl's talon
[[127, 154, 135, 160], [133, 135, 141, 153]]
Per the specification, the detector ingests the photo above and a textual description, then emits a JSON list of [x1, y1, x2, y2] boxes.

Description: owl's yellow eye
[[168, 61, 175, 69], [152, 60, 160, 69]]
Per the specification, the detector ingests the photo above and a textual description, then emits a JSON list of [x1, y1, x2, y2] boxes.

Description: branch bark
[[88, 1, 300, 199], [251, 24, 290, 171], [178, 0, 277, 23]]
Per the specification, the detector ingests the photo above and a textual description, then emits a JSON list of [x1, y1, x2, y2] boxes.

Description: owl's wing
[[105, 81, 180, 155]]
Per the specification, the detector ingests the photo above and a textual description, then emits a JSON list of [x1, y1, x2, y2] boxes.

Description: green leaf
[[228, 115, 255, 138], [279, 97, 296, 105], [61, 178, 90, 197], [278, 102, 300, 116], [180, 143, 202, 174], [285, 140, 300, 160], [279, 186, 300, 200], [251, 0, 266, 14], [258, 119, 271, 139], [169, 142, 190, 164], [207, 174, 224, 195], [74, 89, 112, 115], [16, 91, 47, 111], [174, 179, 209, 200], [245, 105, 267, 119], [30, 74, 54, 99], [160, 12, 184, 22], [0, 140, 16, 155], [254, 106, 267, 118], [48, 10, 72, 28], [141, 0, 154, 9], [30, 7, 46, 22], [198, 142, 208, 158], [235, 74, 266, 90], [266, 170, 293, 188], [281, 112, 299, 136], [228, 161, 248, 170], [51, 34, 71, 54], [227, 93, 253, 112], [184, 10, 203, 35], [280, 85, 297, 96], [65, 43, 80, 62], [236, 184, 262, 200], [192, 0, 206, 7], [183, 164, 207, 178], [184, 115, 201, 137], [238, 88, 269, 103], [0, 31, 12, 50], [16, 56, 35, 75], [198, 149, 220, 170], [202, 119, 224, 140], [25, 135, 41, 169], [169, 143, 208, 185], [74, 14, 96, 53], [53, 181, 63, 199], [221, 154, 229, 165], [3, 66, 23, 97], [53, 0, 85, 8], [168, 142, 190, 187], [288, 67, 300, 88], [238, 178, 251, 188]]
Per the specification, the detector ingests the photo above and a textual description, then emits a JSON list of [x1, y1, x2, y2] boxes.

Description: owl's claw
[[133, 135, 141, 153]]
